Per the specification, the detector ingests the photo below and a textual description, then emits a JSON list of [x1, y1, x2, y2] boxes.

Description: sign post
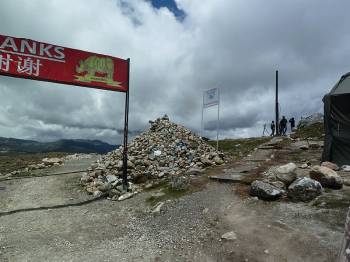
[[0, 34, 130, 189], [202, 88, 220, 151], [275, 70, 279, 136], [122, 58, 130, 190]]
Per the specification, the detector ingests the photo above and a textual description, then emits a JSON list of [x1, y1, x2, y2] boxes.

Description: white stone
[[93, 190, 103, 197], [221, 231, 237, 241], [152, 202, 164, 214], [106, 175, 117, 183], [276, 163, 296, 174], [118, 192, 134, 201]]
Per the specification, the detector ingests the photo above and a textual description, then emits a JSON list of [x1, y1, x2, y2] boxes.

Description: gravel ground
[[0, 146, 347, 261]]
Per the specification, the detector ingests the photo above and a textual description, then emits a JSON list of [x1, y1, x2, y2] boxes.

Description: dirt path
[[0, 144, 347, 261]]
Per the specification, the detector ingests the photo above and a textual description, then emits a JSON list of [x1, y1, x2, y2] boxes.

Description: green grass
[[291, 122, 324, 140], [145, 176, 209, 206], [209, 137, 271, 160], [312, 190, 350, 209], [146, 184, 190, 206]]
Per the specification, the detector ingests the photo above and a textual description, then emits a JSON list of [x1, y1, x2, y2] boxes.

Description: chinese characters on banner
[[0, 53, 42, 76], [0, 35, 129, 92]]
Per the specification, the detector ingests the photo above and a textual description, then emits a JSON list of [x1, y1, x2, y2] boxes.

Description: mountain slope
[[0, 137, 118, 154]]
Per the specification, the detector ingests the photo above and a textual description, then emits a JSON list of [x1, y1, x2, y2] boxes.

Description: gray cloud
[[0, 0, 349, 144]]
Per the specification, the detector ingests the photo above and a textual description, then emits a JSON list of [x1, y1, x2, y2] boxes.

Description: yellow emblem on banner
[[75, 56, 122, 87]]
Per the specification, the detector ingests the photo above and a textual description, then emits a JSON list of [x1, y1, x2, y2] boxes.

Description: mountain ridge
[[0, 137, 119, 154]]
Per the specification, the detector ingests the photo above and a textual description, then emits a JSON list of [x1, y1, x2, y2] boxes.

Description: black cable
[[0, 192, 108, 217]]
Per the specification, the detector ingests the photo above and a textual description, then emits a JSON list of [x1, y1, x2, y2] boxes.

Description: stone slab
[[209, 173, 249, 184]]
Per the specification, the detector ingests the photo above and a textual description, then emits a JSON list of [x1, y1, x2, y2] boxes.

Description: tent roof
[[330, 72, 350, 96]]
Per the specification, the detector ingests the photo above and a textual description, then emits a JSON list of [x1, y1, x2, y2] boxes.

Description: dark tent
[[322, 72, 350, 166]]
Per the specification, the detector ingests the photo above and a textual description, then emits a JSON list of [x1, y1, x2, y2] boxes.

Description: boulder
[[275, 163, 297, 186], [108, 189, 121, 198], [321, 161, 339, 171], [93, 190, 103, 197], [106, 175, 118, 183], [309, 165, 343, 189], [221, 231, 237, 241], [118, 192, 135, 201], [343, 178, 350, 187], [288, 177, 323, 202], [299, 144, 309, 150], [300, 163, 309, 169], [213, 156, 224, 165], [200, 157, 213, 166], [342, 165, 350, 172], [97, 183, 111, 192], [250, 180, 285, 201], [80, 173, 92, 184]]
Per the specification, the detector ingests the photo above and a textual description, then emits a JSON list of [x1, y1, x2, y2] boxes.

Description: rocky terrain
[[0, 153, 98, 179], [80, 115, 225, 200], [1, 114, 349, 261]]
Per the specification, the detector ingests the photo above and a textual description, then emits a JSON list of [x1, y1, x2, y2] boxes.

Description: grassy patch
[[146, 185, 190, 206], [291, 122, 324, 140], [273, 137, 292, 149], [144, 180, 169, 191], [0, 152, 69, 174], [209, 137, 271, 160], [145, 177, 208, 206], [312, 190, 350, 209]]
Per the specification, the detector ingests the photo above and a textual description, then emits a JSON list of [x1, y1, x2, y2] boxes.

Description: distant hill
[[0, 137, 119, 154]]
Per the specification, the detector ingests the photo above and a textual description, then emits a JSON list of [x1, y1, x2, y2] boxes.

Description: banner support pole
[[216, 88, 220, 151], [201, 92, 204, 138], [122, 58, 130, 191]]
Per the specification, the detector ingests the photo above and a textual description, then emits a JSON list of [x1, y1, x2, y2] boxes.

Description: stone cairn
[[81, 115, 225, 200]]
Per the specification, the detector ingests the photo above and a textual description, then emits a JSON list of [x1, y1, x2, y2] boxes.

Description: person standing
[[280, 116, 288, 135], [270, 121, 275, 136], [263, 124, 268, 136], [289, 117, 295, 131]]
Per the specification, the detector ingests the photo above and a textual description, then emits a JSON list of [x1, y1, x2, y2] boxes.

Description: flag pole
[[216, 88, 220, 151]]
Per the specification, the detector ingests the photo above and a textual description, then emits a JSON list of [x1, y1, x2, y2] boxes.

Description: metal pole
[[201, 92, 204, 138], [216, 88, 220, 151], [122, 58, 130, 191], [275, 70, 279, 136]]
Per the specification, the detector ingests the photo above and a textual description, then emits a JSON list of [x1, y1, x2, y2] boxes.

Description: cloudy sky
[[0, 0, 349, 144]]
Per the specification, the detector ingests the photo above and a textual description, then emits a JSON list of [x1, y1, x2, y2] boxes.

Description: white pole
[[216, 88, 220, 151]]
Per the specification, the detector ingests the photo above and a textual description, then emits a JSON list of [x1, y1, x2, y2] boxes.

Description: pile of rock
[[250, 161, 344, 202], [297, 113, 324, 128], [27, 157, 63, 171], [63, 153, 97, 161], [81, 115, 225, 199]]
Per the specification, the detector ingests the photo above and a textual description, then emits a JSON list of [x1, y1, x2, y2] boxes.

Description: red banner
[[0, 35, 129, 92]]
